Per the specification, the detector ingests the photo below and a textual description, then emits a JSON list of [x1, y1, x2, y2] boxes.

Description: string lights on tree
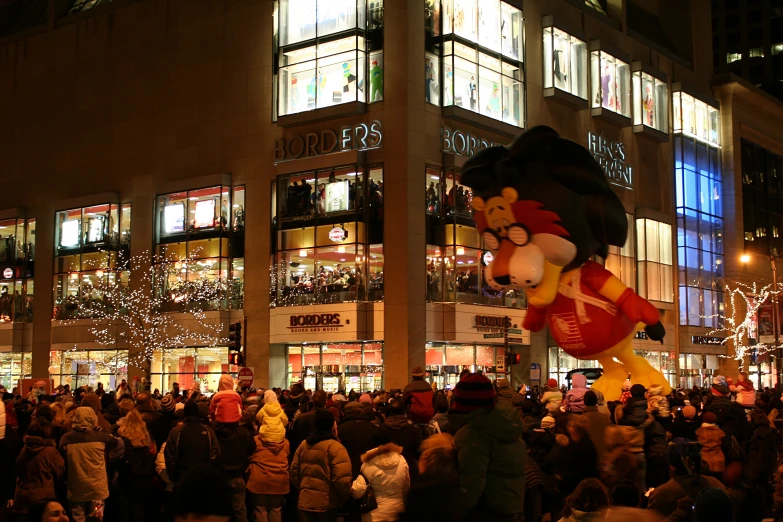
[[708, 281, 781, 370], [56, 249, 229, 371]]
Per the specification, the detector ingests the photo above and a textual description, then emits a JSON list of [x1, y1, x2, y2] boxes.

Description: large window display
[[636, 218, 674, 302], [426, 166, 525, 307], [428, 0, 525, 127], [542, 25, 587, 99], [49, 349, 128, 390], [276, 0, 384, 117], [150, 347, 238, 395], [154, 186, 245, 312], [0, 352, 31, 391], [679, 353, 719, 389], [0, 217, 35, 323], [53, 204, 131, 320], [590, 47, 630, 118], [673, 91, 720, 146], [548, 347, 676, 387], [426, 342, 507, 389], [633, 69, 668, 133], [273, 166, 383, 306], [287, 342, 383, 392], [604, 213, 635, 291]]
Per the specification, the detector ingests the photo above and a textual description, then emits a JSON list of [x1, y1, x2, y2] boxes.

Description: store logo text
[[287, 313, 344, 333], [588, 131, 633, 190], [274, 121, 382, 163], [442, 127, 502, 157]]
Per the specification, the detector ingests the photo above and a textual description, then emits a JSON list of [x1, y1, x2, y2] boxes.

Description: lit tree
[[57, 249, 228, 371], [708, 280, 781, 370]]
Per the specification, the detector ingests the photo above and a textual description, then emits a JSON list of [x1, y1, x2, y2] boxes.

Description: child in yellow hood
[[256, 390, 289, 443]]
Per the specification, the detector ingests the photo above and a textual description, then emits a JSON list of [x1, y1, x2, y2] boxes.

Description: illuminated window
[[543, 25, 587, 99], [286, 343, 383, 392], [772, 43, 783, 56], [749, 47, 765, 58], [672, 91, 720, 146], [636, 219, 674, 302], [427, 0, 525, 128], [149, 347, 238, 395], [275, 0, 384, 117], [726, 52, 742, 63], [590, 47, 630, 118], [0, 217, 35, 323], [605, 213, 635, 291], [49, 349, 128, 390], [633, 69, 668, 133]]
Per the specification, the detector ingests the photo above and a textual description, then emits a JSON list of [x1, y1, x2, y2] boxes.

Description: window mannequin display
[[307, 76, 317, 109], [468, 76, 477, 110], [643, 82, 654, 126], [597, 62, 612, 108], [425, 56, 437, 103], [444, 64, 454, 105], [553, 36, 568, 90], [485, 83, 500, 117], [370, 59, 383, 102]]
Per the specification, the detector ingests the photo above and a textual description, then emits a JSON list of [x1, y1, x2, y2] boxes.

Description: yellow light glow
[[740, 254, 751, 263], [299, 249, 307, 257], [457, 247, 465, 255]]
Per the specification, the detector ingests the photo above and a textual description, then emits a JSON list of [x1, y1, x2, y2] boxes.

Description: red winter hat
[[547, 378, 558, 388], [451, 374, 495, 414]]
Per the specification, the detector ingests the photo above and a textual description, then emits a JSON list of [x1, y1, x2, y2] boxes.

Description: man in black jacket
[[288, 390, 327, 453], [164, 401, 221, 487], [705, 375, 749, 443], [338, 401, 389, 478], [382, 399, 422, 477], [214, 420, 256, 522]]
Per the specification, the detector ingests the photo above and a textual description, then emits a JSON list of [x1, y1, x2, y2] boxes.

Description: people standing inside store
[[247, 407, 291, 522], [289, 409, 352, 522], [59, 407, 119, 522]]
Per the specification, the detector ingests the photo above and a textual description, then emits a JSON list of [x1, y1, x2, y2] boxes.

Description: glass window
[[150, 347, 237, 395], [749, 48, 764, 58], [726, 52, 742, 63], [633, 71, 668, 132], [0, 217, 35, 323], [0, 352, 31, 391], [605, 213, 635, 291], [542, 27, 587, 99], [273, 166, 383, 306], [636, 219, 674, 302], [287, 342, 383, 392], [673, 91, 720, 146], [591, 49, 630, 118], [435, 1, 524, 127], [49, 349, 128, 390], [53, 204, 128, 320], [276, 1, 383, 117]]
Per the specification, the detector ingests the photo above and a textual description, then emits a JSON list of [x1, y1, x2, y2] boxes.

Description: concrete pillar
[[382, 0, 427, 390], [30, 199, 54, 379], [127, 176, 154, 382]]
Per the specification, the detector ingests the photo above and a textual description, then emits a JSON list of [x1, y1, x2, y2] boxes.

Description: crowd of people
[[0, 367, 781, 522]]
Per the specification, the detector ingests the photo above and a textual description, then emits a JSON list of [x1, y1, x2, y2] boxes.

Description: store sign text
[[473, 314, 519, 334], [588, 131, 633, 190], [441, 127, 502, 157], [287, 313, 344, 333], [274, 121, 382, 163]]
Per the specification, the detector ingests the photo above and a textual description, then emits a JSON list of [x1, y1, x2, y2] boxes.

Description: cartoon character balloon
[[461, 126, 671, 400]]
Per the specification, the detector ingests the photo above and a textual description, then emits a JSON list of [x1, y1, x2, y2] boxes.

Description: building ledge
[[544, 88, 589, 111], [633, 124, 669, 143], [590, 107, 632, 128], [442, 106, 521, 140], [277, 102, 367, 128]]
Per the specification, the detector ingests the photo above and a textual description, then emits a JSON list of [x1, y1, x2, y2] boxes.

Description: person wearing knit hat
[[403, 366, 434, 424], [696, 411, 726, 474], [160, 394, 175, 412], [619, 379, 633, 406], [540, 415, 555, 429], [682, 405, 696, 419], [450, 373, 526, 518], [358, 393, 373, 405], [541, 378, 564, 413], [546, 378, 558, 389]]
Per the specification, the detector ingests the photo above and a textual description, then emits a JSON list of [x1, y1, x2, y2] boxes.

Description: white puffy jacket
[[0, 399, 5, 440], [351, 443, 410, 522]]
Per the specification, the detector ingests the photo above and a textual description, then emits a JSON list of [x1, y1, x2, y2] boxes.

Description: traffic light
[[228, 322, 242, 351], [229, 352, 244, 366], [505, 351, 520, 367]]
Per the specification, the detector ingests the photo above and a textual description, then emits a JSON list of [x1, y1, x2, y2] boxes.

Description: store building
[[0, 0, 771, 391]]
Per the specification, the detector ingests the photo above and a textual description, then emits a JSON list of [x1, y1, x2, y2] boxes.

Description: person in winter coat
[[731, 371, 756, 408], [527, 415, 555, 466], [450, 373, 526, 521], [582, 391, 610, 459], [350, 443, 410, 522], [619, 379, 632, 406], [289, 390, 327, 454], [646, 384, 671, 428], [163, 401, 221, 486], [210, 374, 243, 424], [214, 416, 256, 522], [65, 392, 111, 433], [695, 412, 726, 475], [150, 394, 177, 449], [247, 417, 291, 522], [12, 419, 65, 517], [117, 409, 157, 522], [495, 378, 522, 413], [704, 375, 749, 443], [612, 390, 652, 491], [256, 390, 289, 444], [402, 366, 434, 424], [745, 409, 778, 485], [541, 378, 563, 414], [557, 478, 609, 522], [338, 401, 390, 479], [284, 382, 306, 420], [0, 395, 5, 440], [59, 407, 118, 522], [601, 425, 642, 492], [668, 405, 700, 441], [382, 399, 422, 478], [563, 374, 588, 413], [432, 392, 449, 433], [289, 409, 352, 522]]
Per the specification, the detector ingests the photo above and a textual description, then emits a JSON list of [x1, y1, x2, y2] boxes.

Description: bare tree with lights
[[57, 249, 229, 374], [708, 280, 781, 370]]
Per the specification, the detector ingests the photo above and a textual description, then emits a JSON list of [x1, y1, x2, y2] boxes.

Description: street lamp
[[741, 250, 782, 389]]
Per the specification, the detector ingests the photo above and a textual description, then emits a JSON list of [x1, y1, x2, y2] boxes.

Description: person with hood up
[[247, 407, 291, 522], [450, 373, 526, 521], [338, 401, 390, 479], [351, 443, 410, 522], [695, 412, 726, 476], [256, 390, 289, 443], [495, 378, 522, 413], [59, 407, 118, 522], [402, 366, 434, 424], [65, 392, 111, 433], [563, 374, 588, 413], [12, 419, 65, 517], [541, 378, 563, 413], [284, 383, 306, 420], [730, 371, 756, 408], [289, 409, 352, 522], [210, 374, 243, 424]]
